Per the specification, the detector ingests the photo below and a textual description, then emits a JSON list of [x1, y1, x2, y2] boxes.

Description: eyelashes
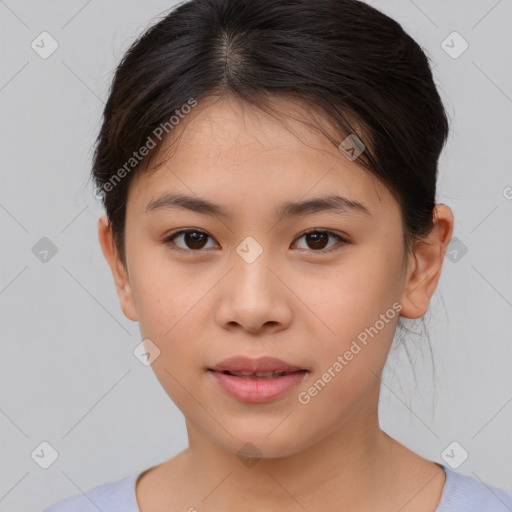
[[162, 228, 351, 255], [164, 229, 217, 252]]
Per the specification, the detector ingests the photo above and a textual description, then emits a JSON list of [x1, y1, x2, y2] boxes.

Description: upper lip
[[208, 356, 307, 374]]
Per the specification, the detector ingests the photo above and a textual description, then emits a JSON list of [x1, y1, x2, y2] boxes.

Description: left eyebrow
[[145, 193, 371, 219], [278, 195, 371, 219]]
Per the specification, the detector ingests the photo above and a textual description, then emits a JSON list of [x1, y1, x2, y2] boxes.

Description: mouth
[[207, 355, 308, 375], [206, 355, 309, 402]]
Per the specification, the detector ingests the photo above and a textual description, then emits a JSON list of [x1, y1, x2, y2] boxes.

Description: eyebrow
[[145, 193, 371, 219]]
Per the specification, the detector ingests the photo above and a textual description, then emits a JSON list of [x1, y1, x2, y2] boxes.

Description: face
[[99, 96, 450, 459]]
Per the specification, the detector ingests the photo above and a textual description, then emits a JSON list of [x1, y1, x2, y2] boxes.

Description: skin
[[98, 95, 454, 512]]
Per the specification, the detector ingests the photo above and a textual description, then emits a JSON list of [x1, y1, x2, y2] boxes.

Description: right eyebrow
[[145, 194, 233, 218]]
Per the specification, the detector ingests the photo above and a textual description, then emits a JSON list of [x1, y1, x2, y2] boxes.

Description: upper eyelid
[[165, 228, 217, 242], [164, 229, 219, 250], [165, 227, 347, 240]]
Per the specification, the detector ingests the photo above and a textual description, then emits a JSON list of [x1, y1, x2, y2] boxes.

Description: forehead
[[126, 96, 397, 219]]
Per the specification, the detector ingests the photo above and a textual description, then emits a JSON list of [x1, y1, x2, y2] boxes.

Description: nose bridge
[[231, 234, 276, 301]]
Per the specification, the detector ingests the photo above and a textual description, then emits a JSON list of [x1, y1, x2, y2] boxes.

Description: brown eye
[[183, 231, 208, 249], [293, 230, 349, 253], [164, 229, 217, 251], [305, 231, 329, 250]]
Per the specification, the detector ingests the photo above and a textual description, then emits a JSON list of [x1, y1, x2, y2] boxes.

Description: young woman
[[41, 0, 512, 510]]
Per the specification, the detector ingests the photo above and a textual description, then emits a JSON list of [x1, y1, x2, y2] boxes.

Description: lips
[[207, 355, 309, 402], [208, 355, 307, 376]]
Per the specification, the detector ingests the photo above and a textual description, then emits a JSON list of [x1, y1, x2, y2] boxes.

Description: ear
[[399, 204, 454, 319], [97, 215, 138, 321]]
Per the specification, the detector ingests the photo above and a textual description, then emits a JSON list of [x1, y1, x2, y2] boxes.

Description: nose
[[215, 247, 292, 335]]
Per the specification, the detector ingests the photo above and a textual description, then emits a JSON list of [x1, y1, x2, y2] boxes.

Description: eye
[[163, 228, 350, 254], [292, 229, 349, 253], [163, 229, 218, 252]]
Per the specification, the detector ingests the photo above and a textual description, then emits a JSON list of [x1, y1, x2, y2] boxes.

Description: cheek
[[129, 266, 213, 382], [296, 300, 398, 426], [304, 248, 403, 334], [298, 245, 403, 394], [128, 250, 202, 336]]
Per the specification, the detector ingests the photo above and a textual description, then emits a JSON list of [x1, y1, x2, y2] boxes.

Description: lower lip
[[208, 370, 308, 403]]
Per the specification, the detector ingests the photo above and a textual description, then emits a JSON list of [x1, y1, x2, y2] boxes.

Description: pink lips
[[207, 355, 309, 403]]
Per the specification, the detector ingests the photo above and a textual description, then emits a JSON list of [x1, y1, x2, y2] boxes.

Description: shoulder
[[39, 472, 140, 512], [437, 465, 512, 512]]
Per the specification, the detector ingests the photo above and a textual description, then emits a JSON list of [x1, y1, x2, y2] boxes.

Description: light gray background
[[1, 1, 511, 510]]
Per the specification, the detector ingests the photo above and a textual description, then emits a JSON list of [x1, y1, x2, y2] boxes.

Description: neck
[[181, 391, 396, 510]]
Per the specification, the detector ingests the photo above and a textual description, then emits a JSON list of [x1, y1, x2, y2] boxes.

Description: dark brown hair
[[89, 0, 449, 267]]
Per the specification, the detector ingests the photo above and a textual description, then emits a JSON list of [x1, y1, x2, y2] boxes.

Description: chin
[[214, 428, 311, 461]]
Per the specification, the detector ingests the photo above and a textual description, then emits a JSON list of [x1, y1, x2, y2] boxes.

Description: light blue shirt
[[40, 464, 512, 511]]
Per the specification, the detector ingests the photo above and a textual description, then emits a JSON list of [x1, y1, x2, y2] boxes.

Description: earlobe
[[97, 215, 138, 322], [399, 204, 454, 319]]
